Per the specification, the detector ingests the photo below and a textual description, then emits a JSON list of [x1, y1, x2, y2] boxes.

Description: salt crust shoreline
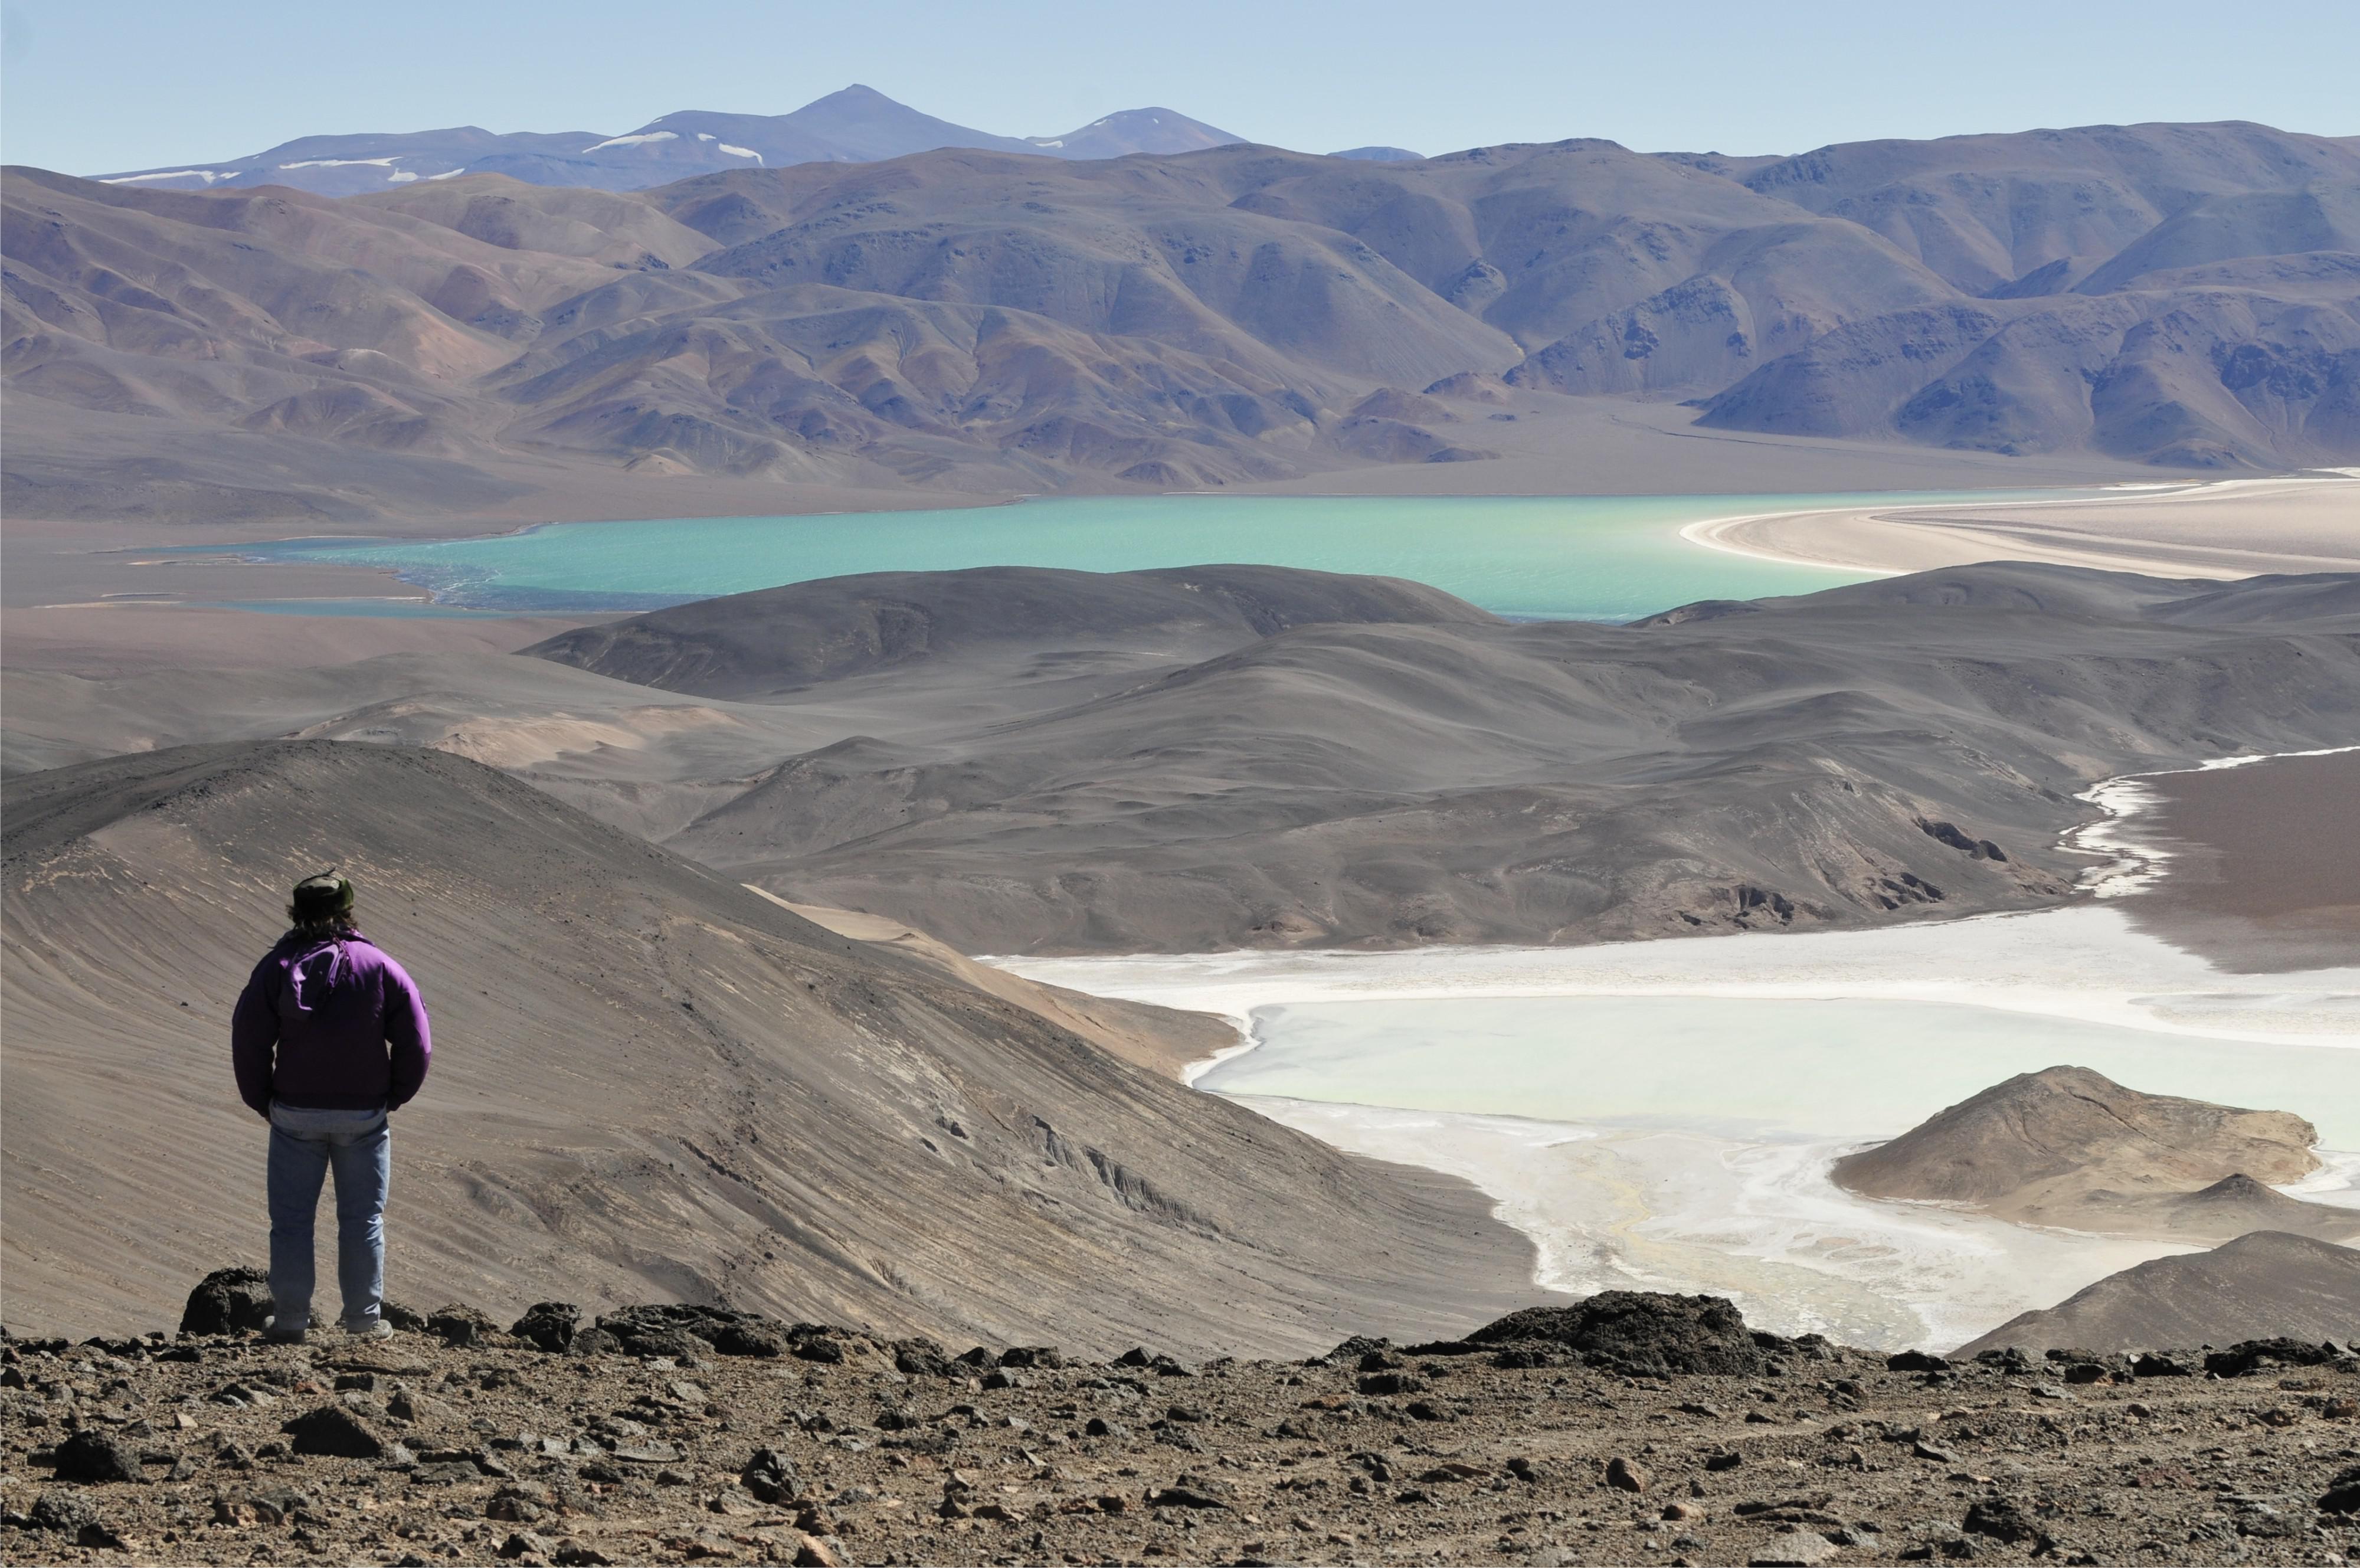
[[1678, 470, 2360, 579], [2067, 744, 2360, 899], [992, 746, 2360, 1348]]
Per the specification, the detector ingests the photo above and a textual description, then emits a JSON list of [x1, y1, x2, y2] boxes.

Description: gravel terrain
[[5, 1281, 2357, 1567]]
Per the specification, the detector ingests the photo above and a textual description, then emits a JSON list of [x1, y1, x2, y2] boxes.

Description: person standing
[[231, 872, 431, 1343]]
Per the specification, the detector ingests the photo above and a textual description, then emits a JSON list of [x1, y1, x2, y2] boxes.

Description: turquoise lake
[[227, 489, 2070, 620]]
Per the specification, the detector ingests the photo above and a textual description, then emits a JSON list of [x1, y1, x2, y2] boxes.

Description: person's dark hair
[[287, 871, 358, 941]]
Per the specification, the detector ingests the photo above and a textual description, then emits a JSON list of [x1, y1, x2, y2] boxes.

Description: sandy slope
[[773, 897, 1235, 1082], [1957, 1230, 2360, 1355], [0, 741, 1541, 1348]]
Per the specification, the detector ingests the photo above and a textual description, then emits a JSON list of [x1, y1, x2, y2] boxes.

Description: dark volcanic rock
[[178, 1265, 271, 1337], [998, 1344, 1063, 1369], [1468, 1292, 1789, 1377], [282, 1404, 389, 1459], [714, 1322, 786, 1357], [509, 1302, 581, 1353], [1357, 1370, 1426, 1396], [425, 1304, 500, 1348], [2321, 1466, 2360, 1514], [595, 1303, 798, 1359], [741, 1448, 799, 1504], [1962, 1497, 2048, 1544], [1145, 1484, 1226, 1509], [892, 1338, 954, 1377], [51, 1430, 142, 1484], [28, 1487, 100, 1532], [564, 1328, 624, 1359], [2204, 1337, 2345, 1377]]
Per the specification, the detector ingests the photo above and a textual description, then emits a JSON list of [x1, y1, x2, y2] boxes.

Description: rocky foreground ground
[[5, 1276, 2358, 1567]]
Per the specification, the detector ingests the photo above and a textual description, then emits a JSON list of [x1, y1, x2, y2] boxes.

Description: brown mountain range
[[8, 120, 2359, 526]]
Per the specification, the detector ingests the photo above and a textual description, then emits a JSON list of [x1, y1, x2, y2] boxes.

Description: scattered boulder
[[509, 1302, 581, 1353], [563, 1329, 624, 1359], [51, 1429, 142, 1484], [1605, 1456, 1650, 1492], [715, 1322, 786, 1358], [282, 1404, 389, 1459], [1357, 1370, 1425, 1396], [2320, 1466, 2360, 1514], [1887, 1350, 1950, 1373], [1749, 1536, 1838, 1566], [1963, 1497, 2047, 1545], [892, 1338, 954, 1377], [27, 1487, 100, 1533], [741, 1448, 799, 1504], [425, 1304, 500, 1349], [386, 1387, 442, 1422], [1145, 1484, 1226, 1508], [595, 1304, 801, 1360], [2204, 1337, 2344, 1378], [178, 1266, 271, 1338], [997, 1345, 1063, 1369], [1468, 1292, 1789, 1377]]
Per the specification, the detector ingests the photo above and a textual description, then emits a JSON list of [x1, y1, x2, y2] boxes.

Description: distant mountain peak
[[1024, 106, 1243, 159], [83, 85, 1244, 194]]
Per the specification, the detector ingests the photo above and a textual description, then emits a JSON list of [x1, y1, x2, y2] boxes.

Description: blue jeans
[[266, 1103, 390, 1333]]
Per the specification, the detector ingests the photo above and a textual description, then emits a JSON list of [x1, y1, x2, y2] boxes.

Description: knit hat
[[289, 870, 356, 925]]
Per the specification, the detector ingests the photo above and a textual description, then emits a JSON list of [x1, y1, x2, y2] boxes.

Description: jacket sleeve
[[230, 957, 280, 1118], [382, 955, 432, 1111]]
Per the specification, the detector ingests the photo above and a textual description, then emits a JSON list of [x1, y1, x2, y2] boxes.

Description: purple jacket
[[231, 929, 431, 1116]]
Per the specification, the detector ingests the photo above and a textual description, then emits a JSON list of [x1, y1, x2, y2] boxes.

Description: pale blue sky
[[5, 0, 2355, 176]]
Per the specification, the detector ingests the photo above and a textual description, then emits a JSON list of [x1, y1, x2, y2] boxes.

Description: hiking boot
[[343, 1318, 393, 1341], [261, 1317, 308, 1346]]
